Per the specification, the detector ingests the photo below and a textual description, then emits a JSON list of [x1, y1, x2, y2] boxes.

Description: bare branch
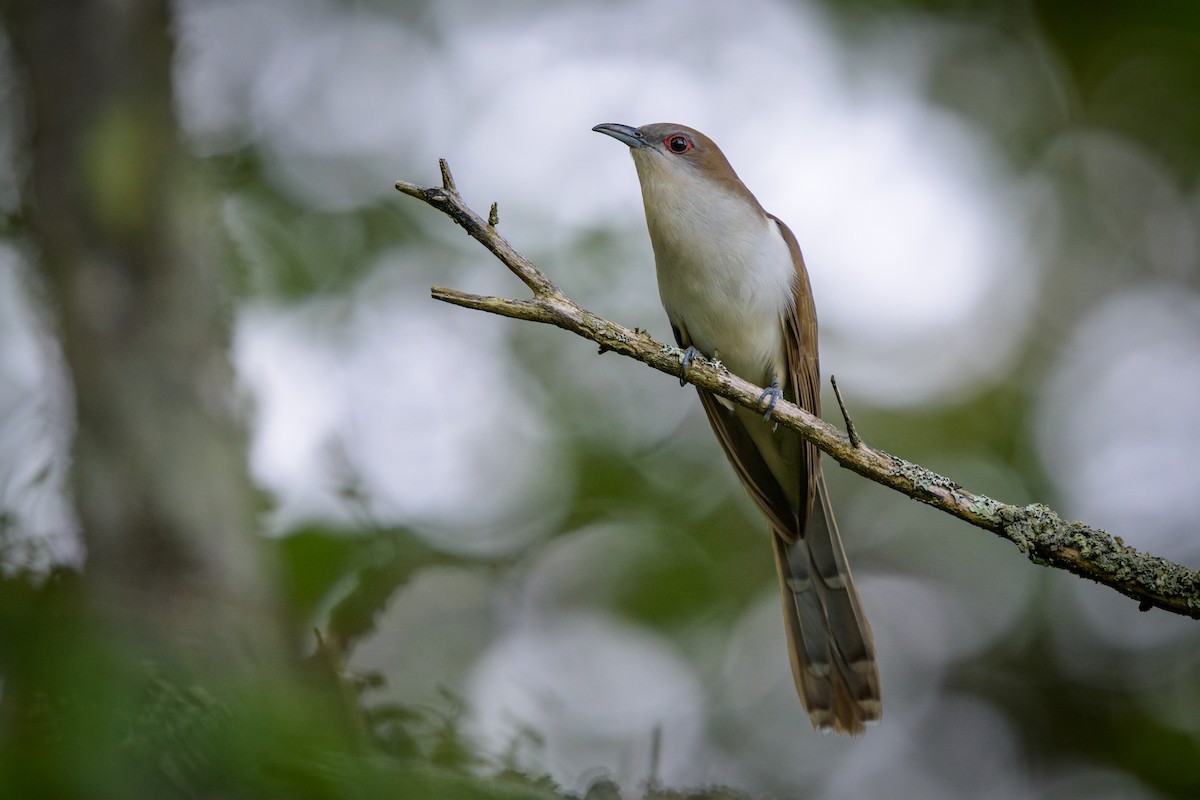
[[396, 163, 1200, 620], [395, 170, 557, 296]]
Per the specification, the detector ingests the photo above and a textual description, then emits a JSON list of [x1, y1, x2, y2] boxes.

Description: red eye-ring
[[665, 134, 693, 154]]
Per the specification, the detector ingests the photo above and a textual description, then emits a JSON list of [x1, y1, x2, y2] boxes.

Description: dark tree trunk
[[4, 0, 289, 675]]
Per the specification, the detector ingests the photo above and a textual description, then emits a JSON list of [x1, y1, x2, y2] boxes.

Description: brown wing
[[772, 215, 822, 544], [769, 215, 881, 733]]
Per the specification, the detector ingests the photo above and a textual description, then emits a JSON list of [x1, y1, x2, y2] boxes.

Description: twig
[[395, 162, 1200, 620], [829, 375, 861, 448]]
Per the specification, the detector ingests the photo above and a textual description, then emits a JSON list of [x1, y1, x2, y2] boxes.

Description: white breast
[[637, 164, 795, 387]]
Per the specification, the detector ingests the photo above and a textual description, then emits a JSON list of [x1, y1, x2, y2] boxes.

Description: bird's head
[[592, 121, 762, 222]]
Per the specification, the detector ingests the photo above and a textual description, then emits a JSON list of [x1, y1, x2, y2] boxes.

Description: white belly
[[642, 179, 796, 386]]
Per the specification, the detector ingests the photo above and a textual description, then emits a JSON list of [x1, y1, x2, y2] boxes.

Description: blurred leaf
[[276, 527, 365, 620], [326, 528, 461, 649], [276, 525, 470, 650]]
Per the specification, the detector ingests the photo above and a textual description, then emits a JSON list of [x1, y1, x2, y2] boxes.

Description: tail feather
[[772, 473, 880, 734]]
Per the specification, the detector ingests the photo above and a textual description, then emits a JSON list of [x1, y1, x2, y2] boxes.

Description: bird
[[592, 122, 880, 734]]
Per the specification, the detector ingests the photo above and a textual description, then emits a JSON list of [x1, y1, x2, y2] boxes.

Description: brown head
[[591, 122, 763, 213]]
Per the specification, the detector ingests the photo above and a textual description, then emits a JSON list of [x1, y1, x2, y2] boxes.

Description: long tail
[[772, 472, 881, 734]]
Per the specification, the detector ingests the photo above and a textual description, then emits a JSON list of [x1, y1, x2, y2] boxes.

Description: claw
[[759, 376, 784, 423], [678, 346, 701, 386]]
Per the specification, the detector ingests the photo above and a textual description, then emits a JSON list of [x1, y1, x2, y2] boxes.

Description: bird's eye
[[666, 135, 693, 154]]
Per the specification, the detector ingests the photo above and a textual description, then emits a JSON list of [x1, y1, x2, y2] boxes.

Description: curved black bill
[[591, 123, 647, 148]]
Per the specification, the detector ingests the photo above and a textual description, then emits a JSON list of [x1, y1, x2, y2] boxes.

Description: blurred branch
[[395, 162, 1200, 620]]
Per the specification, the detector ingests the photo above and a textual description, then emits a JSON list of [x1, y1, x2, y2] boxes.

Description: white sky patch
[[232, 258, 564, 554], [0, 247, 83, 573], [464, 612, 705, 793], [1037, 285, 1200, 566]]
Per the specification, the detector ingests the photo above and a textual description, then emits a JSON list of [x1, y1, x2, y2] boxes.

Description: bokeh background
[[2, 1, 1199, 798]]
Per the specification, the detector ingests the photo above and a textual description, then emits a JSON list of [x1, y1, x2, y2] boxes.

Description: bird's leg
[[759, 375, 784, 423], [678, 346, 701, 386]]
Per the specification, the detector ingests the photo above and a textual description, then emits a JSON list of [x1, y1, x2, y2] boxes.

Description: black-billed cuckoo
[[593, 122, 880, 734]]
